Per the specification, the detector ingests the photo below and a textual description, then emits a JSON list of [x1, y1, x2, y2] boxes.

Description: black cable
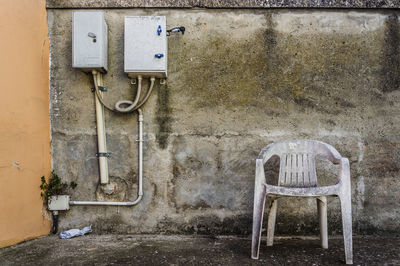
[[167, 26, 185, 36], [52, 212, 59, 234]]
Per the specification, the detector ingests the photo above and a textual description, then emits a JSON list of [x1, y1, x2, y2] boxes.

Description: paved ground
[[0, 235, 399, 265]]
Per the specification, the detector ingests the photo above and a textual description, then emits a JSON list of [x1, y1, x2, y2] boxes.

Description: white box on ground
[[48, 195, 70, 211], [124, 16, 167, 78], [72, 11, 108, 73]]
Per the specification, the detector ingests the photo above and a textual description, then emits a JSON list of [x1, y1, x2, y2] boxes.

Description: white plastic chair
[[251, 140, 353, 264]]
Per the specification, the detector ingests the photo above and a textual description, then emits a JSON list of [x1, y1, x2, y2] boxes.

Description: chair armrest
[[257, 144, 275, 163], [338, 157, 350, 184], [255, 145, 276, 186], [255, 159, 266, 185]]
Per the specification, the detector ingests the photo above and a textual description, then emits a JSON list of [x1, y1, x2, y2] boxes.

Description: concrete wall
[[0, 0, 51, 247], [48, 6, 400, 235]]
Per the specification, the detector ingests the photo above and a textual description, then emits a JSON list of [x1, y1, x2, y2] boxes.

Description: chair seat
[[264, 183, 340, 197]]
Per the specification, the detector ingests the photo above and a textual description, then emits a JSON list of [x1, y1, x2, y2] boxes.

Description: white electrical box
[[72, 11, 108, 73], [124, 16, 167, 78], [48, 195, 70, 211]]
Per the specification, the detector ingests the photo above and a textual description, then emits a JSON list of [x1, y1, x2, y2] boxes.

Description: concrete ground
[[0, 235, 399, 265]]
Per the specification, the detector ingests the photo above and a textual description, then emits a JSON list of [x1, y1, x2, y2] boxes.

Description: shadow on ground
[[1, 235, 399, 265]]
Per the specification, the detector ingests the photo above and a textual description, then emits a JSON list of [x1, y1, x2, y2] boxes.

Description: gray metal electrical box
[[124, 16, 167, 78], [72, 11, 108, 73]]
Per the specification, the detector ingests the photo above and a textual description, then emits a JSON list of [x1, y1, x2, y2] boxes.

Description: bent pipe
[[69, 71, 152, 207]]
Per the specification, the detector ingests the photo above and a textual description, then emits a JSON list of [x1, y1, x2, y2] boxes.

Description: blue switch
[[157, 25, 162, 36], [155, 53, 164, 58]]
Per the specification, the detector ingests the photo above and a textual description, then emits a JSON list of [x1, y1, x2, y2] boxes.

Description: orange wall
[[0, 0, 51, 247]]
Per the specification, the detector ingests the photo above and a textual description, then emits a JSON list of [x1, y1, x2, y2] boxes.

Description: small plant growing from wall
[[40, 171, 77, 234], [40, 171, 77, 201]]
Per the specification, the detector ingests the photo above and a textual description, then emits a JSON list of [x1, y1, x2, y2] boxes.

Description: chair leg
[[317, 196, 328, 249], [340, 192, 353, 264], [266, 198, 278, 246], [251, 186, 266, 259]]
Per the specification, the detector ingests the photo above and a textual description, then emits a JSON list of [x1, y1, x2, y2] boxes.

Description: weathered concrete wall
[[46, 0, 400, 9], [48, 8, 400, 235], [0, 0, 51, 248]]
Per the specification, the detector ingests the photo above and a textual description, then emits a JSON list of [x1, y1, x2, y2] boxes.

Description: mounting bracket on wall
[[91, 86, 107, 92], [96, 152, 111, 157]]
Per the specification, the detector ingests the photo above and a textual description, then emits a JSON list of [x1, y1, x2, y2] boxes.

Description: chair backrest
[[258, 140, 342, 188]]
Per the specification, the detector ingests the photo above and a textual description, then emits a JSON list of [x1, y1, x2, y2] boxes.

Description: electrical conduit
[[69, 71, 154, 206], [95, 72, 109, 184]]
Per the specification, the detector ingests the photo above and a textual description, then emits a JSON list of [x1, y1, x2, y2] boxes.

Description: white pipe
[[69, 196, 142, 206], [138, 108, 143, 197], [94, 71, 109, 184], [71, 72, 155, 207], [114, 76, 142, 112], [100, 74, 109, 180], [92, 73, 155, 114], [69, 108, 144, 207]]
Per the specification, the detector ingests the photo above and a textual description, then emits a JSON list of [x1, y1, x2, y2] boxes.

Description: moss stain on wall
[[156, 84, 172, 149], [381, 13, 400, 93]]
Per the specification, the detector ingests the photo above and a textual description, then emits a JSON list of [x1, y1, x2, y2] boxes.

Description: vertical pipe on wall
[[99, 74, 109, 182], [69, 107, 144, 206], [94, 72, 109, 184], [69, 75, 149, 206], [137, 108, 143, 197]]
